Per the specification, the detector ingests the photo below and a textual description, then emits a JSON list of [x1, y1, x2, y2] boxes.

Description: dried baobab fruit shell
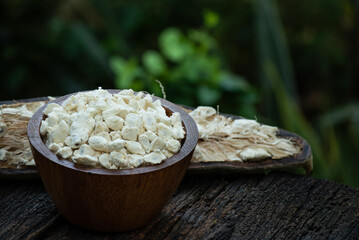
[[0, 100, 48, 170], [187, 106, 301, 163], [182, 106, 312, 175]]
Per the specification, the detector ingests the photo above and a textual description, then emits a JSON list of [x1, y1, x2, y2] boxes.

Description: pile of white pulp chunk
[[40, 88, 185, 169]]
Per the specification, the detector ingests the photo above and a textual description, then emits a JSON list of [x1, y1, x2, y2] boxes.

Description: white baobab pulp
[[40, 88, 185, 169]]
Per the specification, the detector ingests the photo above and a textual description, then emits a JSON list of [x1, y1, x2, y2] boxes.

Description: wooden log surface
[[0, 172, 358, 239]]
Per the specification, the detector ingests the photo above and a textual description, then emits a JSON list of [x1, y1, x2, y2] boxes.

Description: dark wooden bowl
[[27, 90, 199, 232]]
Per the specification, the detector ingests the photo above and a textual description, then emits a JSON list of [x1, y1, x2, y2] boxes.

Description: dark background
[[1, 0, 359, 187]]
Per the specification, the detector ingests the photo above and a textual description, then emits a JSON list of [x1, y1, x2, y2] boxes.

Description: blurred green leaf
[[319, 103, 359, 128], [319, 103, 359, 166], [197, 85, 221, 105], [189, 30, 216, 52], [219, 72, 249, 91], [109, 56, 141, 89], [159, 28, 193, 62], [142, 50, 166, 75], [254, 0, 298, 103], [171, 60, 200, 83], [130, 79, 145, 91], [203, 9, 220, 29]]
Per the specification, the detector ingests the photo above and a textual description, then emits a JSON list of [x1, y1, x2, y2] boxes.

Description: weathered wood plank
[[0, 172, 358, 240], [0, 180, 60, 240]]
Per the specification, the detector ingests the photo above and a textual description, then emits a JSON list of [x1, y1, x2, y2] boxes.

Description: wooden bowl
[[27, 90, 199, 232]]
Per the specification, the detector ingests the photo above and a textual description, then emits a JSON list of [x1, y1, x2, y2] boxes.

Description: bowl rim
[[27, 89, 199, 176]]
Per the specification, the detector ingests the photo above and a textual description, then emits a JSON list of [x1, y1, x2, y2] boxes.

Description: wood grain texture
[[27, 90, 199, 232], [0, 179, 59, 239], [1, 172, 358, 239]]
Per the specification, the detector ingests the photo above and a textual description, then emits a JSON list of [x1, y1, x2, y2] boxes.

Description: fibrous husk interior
[[0, 101, 46, 168], [188, 107, 301, 163]]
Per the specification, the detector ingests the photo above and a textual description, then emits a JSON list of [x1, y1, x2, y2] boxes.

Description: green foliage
[[159, 28, 191, 63], [142, 51, 166, 75], [203, 9, 220, 29], [109, 24, 257, 116], [110, 57, 143, 90]]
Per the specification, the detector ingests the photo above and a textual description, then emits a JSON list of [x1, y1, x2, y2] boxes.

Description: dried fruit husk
[[0, 101, 47, 169], [184, 106, 301, 163]]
